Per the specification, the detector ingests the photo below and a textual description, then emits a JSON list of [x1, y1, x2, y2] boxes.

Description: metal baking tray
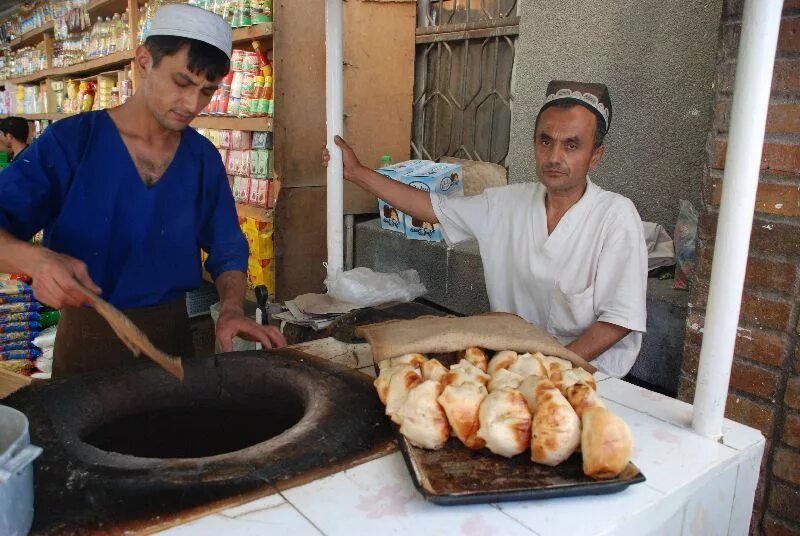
[[398, 434, 646, 506]]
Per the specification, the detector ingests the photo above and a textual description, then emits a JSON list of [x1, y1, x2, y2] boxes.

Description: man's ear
[[589, 144, 605, 171], [134, 45, 153, 79]]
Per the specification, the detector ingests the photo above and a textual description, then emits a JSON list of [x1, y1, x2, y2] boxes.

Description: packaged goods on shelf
[[202, 45, 274, 118]]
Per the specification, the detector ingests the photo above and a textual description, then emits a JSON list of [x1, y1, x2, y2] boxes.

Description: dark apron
[[52, 298, 195, 379]]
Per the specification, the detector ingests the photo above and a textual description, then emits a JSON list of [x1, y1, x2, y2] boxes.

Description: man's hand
[[322, 136, 367, 182], [215, 308, 287, 352], [28, 248, 102, 309], [321, 136, 439, 224]]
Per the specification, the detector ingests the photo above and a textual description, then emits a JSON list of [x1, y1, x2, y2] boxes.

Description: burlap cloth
[[354, 312, 596, 373]]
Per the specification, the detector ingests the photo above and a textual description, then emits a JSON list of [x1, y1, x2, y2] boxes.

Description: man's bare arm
[[565, 321, 631, 362], [323, 136, 438, 224], [0, 228, 100, 308]]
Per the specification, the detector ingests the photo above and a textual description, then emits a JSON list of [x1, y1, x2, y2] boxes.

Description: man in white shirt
[[324, 81, 647, 378]]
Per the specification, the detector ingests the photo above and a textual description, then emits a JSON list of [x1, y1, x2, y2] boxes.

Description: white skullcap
[[148, 4, 232, 59]]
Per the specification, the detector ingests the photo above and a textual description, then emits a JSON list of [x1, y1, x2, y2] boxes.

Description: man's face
[[534, 105, 605, 194], [137, 45, 222, 132], [0, 133, 11, 152]]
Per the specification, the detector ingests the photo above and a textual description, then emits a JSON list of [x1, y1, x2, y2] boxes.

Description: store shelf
[[5, 0, 131, 50], [236, 202, 272, 221], [232, 23, 274, 44], [8, 21, 54, 48], [2, 49, 135, 85], [191, 116, 273, 131]]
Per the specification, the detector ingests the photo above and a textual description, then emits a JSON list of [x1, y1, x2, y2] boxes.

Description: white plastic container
[[0, 405, 43, 536]]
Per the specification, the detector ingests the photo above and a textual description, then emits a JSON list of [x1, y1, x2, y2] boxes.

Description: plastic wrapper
[[0, 301, 41, 314], [325, 267, 427, 308], [33, 326, 57, 349], [0, 294, 33, 304], [673, 200, 698, 290], [0, 280, 32, 295], [0, 331, 39, 343], [0, 341, 35, 351], [0, 312, 40, 324], [0, 359, 36, 375], [0, 348, 42, 361], [0, 321, 40, 333]]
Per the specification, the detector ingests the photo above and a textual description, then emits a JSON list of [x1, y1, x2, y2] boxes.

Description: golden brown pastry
[[421, 358, 448, 382], [488, 368, 524, 393], [374, 362, 411, 405], [566, 380, 606, 418], [537, 354, 573, 378], [390, 353, 428, 369], [517, 374, 547, 412], [551, 367, 597, 395], [397, 380, 450, 450], [460, 347, 489, 373], [438, 381, 488, 449], [508, 352, 548, 378], [476, 389, 532, 457], [442, 359, 491, 387], [581, 407, 633, 479], [385, 365, 423, 424], [487, 350, 518, 375], [531, 380, 581, 466]]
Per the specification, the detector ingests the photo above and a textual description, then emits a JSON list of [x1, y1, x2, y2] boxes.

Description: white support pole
[[692, 0, 783, 439], [325, 0, 345, 279]]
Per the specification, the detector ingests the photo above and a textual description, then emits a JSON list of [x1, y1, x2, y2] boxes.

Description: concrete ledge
[[355, 218, 689, 394]]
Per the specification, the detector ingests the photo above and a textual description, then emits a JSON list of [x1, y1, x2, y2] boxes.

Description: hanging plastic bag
[[673, 200, 698, 290], [325, 267, 427, 308]]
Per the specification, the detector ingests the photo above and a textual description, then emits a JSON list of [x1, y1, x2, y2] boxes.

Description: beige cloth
[[355, 312, 597, 373], [440, 156, 507, 197], [292, 293, 360, 315]]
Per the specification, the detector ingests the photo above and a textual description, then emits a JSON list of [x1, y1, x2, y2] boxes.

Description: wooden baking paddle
[[73, 281, 184, 380]]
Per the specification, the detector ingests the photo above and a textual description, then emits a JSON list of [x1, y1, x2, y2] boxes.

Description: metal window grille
[[412, 0, 518, 167]]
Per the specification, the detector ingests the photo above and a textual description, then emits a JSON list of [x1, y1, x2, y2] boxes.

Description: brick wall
[[677, 1, 800, 534]]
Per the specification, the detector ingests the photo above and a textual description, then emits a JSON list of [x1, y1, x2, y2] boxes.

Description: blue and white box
[[401, 162, 463, 242], [375, 160, 432, 234]]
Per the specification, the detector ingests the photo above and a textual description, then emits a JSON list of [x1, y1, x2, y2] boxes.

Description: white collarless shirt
[[430, 178, 648, 378]]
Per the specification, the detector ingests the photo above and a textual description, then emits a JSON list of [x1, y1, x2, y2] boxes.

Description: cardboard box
[[375, 160, 431, 234], [401, 162, 463, 242]]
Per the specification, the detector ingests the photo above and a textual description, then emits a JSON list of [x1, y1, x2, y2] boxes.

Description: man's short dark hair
[[0, 117, 29, 144], [535, 100, 608, 149], [144, 35, 230, 81]]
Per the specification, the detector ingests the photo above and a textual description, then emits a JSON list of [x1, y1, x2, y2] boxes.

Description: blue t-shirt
[[0, 110, 249, 309]]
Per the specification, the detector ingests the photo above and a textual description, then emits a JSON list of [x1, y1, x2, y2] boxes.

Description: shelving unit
[[1, 0, 415, 302]]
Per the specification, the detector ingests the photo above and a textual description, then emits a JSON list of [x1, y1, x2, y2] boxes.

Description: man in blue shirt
[[0, 5, 285, 377]]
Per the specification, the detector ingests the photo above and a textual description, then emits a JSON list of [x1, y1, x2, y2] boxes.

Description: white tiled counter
[[159, 339, 765, 536]]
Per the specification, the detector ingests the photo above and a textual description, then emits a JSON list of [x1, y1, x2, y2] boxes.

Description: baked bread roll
[[438, 381, 488, 449], [537, 354, 573, 377], [390, 353, 428, 369], [508, 352, 548, 378], [421, 358, 448, 382], [488, 368, 524, 393], [397, 380, 450, 450], [581, 407, 632, 479], [374, 362, 417, 405], [517, 374, 547, 412], [460, 347, 489, 373], [566, 380, 605, 418], [476, 389, 532, 457], [551, 367, 596, 395], [384, 365, 423, 424], [488, 350, 518, 375], [443, 359, 491, 387], [531, 380, 581, 466]]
